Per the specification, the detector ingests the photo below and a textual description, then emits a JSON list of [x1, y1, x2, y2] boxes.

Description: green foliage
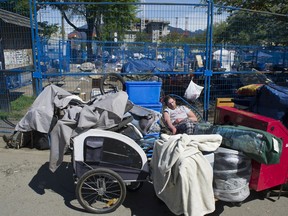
[[44, 0, 139, 60], [212, 0, 288, 14], [134, 32, 152, 43], [2, 0, 139, 58], [47, 0, 139, 41], [0, 0, 30, 16], [0, 95, 35, 120], [160, 31, 206, 44], [212, 10, 288, 46], [208, 0, 288, 46], [101, 2, 138, 41], [10, 95, 35, 112], [38, 22, 59, 39]]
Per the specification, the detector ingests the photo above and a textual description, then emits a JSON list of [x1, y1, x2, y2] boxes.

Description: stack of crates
[[125, 81, 162, 112], [125, 81, 162, 159]]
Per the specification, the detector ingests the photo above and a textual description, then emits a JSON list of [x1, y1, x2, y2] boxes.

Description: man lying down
[[162, 95, 198, 135]]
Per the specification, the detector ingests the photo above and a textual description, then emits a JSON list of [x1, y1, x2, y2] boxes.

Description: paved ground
[[0, 137, 288, 216]]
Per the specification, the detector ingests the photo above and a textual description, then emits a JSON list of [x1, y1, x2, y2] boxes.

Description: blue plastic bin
[[137, 102, 163, 113], [125, 81, 162, 104]]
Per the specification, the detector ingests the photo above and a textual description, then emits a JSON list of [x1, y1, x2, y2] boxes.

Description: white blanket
[[151, 133, 222, 216]]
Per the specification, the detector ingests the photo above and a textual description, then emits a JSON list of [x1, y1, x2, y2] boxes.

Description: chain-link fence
[[1, 0, 288, 132]]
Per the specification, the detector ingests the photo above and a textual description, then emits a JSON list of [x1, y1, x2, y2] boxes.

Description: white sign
[[4, 49, 33, 69]]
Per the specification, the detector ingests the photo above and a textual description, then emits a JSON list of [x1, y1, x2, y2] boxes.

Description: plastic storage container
[[213, 147, 251, 202], [125, 81, 162, 104], [136, 102, 163, 113]]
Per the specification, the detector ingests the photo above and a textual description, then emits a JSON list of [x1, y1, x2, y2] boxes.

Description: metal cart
[[214, 105, 288, 195]]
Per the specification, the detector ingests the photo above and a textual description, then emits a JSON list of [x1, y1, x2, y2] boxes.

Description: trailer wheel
[[76, 168, 126, 214], [100, 73, 126, 95], [126, 182, 144, 192]]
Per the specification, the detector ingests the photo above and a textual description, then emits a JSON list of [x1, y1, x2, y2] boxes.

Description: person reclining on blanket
[[163, 95, 198, 135]]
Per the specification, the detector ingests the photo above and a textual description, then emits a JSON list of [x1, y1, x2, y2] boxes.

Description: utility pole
[[141, 0, 145, 31], [60, 0, 65, 41]]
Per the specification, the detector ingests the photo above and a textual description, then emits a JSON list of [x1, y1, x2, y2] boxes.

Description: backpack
[[4, 131, 32, 149]]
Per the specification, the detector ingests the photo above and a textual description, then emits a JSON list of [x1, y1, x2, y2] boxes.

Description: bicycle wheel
[[100, 73, 126, 95], [76, 168, 126, 214]]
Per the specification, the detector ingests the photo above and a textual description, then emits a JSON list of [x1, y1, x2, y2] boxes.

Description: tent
[[213, 49, 235, 72]]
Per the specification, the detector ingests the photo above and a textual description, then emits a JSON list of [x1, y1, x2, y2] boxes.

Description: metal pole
[[203, 0, 214, 121], [30, 0, 43, 96]]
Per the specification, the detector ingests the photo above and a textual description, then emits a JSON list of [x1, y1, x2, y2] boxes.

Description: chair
[[160, 94, 204, 134], [168, 94, 204, 122]]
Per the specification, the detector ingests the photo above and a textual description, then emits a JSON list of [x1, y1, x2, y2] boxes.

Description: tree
[[160, 31, 207, 44], [212, 0, 288, 14], [208, 0, 288, 46], [38, 22, 59, 39], [134, 32, 152, 43], [0, 0, 30, 16], [0, 0, 59, 39], [161, 32, 186, 44], [45, 0, 139, 60], [3, 0, 139, 60], [212, 12, 288, 46]]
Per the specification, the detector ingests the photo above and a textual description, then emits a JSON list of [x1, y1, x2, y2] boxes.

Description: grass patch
[[0, 95, 35, 120]]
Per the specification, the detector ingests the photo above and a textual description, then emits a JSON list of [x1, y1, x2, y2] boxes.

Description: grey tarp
[[14, 84, 129, 172], [15, 84, 74, 133], [49, 91, 129, 172]]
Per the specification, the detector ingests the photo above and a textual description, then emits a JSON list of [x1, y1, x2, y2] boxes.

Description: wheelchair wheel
[[100, 73, 126, 95], [76, 168, 126, 214]]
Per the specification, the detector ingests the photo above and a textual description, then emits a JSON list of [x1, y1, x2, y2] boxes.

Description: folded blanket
[[151, 133, 222, 216]]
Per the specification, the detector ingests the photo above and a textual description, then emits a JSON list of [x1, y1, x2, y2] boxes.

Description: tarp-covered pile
[[214, 125, 282, 164], [250, 83, 288, 128], [195, 123, 282, 165], [14, 84, 159, 172], [121, 59, 173, 74]]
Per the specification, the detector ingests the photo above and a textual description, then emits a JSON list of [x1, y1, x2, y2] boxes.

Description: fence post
[[30, 0, 43, 96], [203, 0, 214, 121]]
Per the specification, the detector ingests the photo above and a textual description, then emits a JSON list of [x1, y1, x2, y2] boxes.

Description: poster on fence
[[4, 49, 33, 69]]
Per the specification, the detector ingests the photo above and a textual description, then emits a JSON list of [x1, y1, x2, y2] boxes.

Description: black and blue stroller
[[72, 127, 151, 213]]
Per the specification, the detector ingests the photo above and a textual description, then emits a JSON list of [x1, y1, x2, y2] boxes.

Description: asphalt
[[0, 136, 288, 216]]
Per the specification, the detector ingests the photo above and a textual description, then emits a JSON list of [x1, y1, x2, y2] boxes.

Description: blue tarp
[[251, 83, 288, 127], [121, 59, 173, 73]]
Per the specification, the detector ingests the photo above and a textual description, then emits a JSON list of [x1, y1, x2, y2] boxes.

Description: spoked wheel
[[126, 182, 144, 192], [76, 168, 126, 214], [100, 73, 126, 95]]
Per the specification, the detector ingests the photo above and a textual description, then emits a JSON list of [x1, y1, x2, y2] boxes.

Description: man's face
[[167, 98, 176, 109]]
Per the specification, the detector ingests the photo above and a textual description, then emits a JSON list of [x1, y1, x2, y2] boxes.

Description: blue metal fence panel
[[1, 0, 288, 122], [0, 1, 36, 113], [31, 1, 288, 120]]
